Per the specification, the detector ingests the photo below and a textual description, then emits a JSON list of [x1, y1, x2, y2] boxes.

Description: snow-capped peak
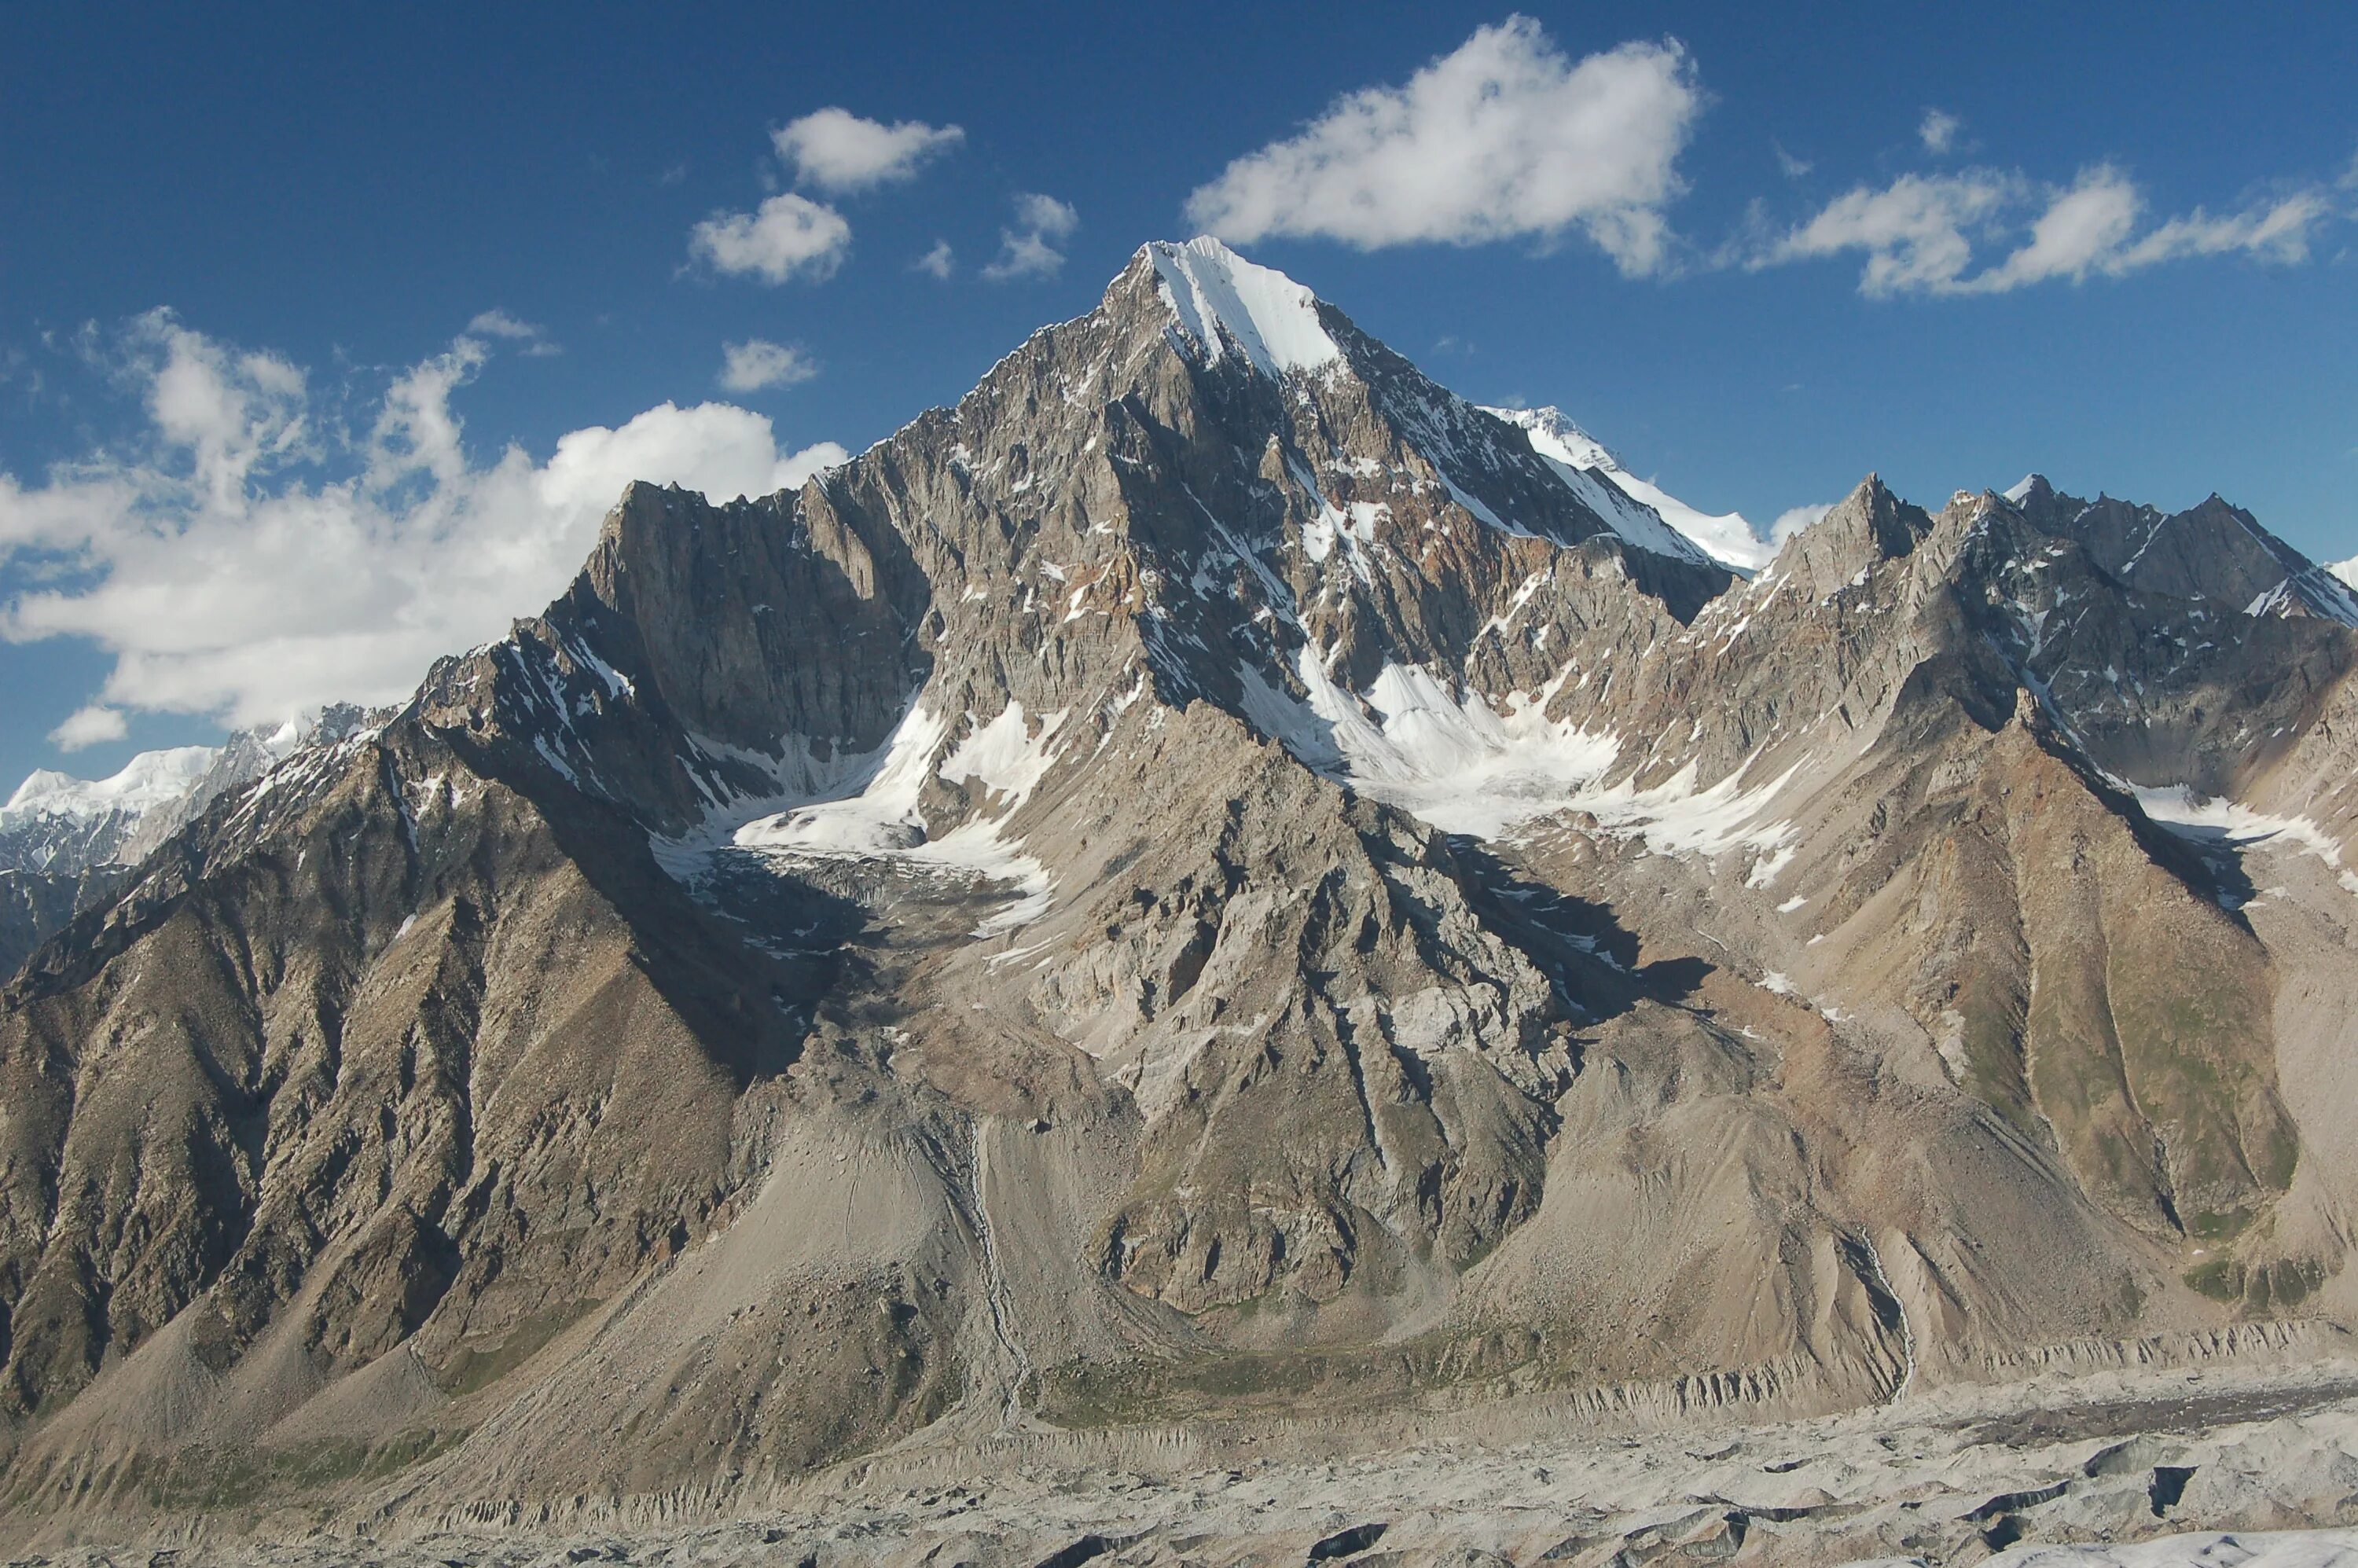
[[2331, 556, 2358, 592], [1487, 406, 1772, 574], [1147, 237, 1342, 379], [1498, 406, 1623, 473], [2002, 474, 2044, 505], [2, 744, 219, 828]]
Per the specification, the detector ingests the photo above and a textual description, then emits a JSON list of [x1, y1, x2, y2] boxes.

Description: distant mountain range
[[5, 237, 2357, 1530], [0, 707, 376, 975]]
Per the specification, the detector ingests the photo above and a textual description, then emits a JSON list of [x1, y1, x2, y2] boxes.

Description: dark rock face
[[0, 871, 92, 982], [2, 239, 2356, 1527]]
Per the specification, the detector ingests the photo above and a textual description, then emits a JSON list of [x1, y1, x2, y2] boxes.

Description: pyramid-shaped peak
[[1141, 236, 1342, 379]]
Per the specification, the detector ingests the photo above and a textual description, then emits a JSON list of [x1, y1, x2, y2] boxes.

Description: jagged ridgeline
[[4, 238, 2357, 1523]]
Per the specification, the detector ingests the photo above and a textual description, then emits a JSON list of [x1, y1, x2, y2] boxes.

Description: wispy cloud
[[982, 193, 1078, 281], [1757, 162, 2336, 296], [0, 311, 843, 727], [718, 339, 818, 392], [47, 704, 126, 751], [913, 240, 955, 279], [465, 310, 560, 356], [773, 108, 964, 193], [1764, 169, 2016, 295], [1184, 18, 1703, 277], [1918, 108, 1963, 156], [1773, 141, 1812, 181]]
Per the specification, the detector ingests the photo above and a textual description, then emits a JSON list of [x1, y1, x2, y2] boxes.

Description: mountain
[[0, 745, 218, 876], [2002, 473, 2358, 629], [1488, 404, 1772, 571], [4, 237, 2357, 1535], [0, 707, 379, 979]]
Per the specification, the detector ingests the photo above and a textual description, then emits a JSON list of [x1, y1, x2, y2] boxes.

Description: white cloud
[[2111, 190, 2331, 270], [1773, 142, 1812, 180], [1183, 20, 1702, 275], [465, 310, 560, 357], [774, 108, 963, 192], [913, 240, 956, 279], [1768, 502, 1833, 549], [0, 311, 845, 729], [1919, 108, 1962, 156], [1762, 163, 2337, 296], [982, 193, 1078, 281], [465, 310, 539, 340], [1963, 164, 2143, 292], [48, 705, 127, 751], [1013, 192, 1076, 237], [689, 193, 852, 283], [1765, 169, 2017, 296], [718, 339, 819, 392]]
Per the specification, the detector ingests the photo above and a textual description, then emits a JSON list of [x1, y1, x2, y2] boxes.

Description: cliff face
[[3, 239, 2356, 1523]]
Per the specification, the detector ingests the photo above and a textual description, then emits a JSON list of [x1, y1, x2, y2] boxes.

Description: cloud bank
[[0, 311, 843, 729], [1185, 18, 1702, 275]]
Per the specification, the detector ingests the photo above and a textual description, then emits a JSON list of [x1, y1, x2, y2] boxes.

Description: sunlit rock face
[[4, 239, 2357, 1529]]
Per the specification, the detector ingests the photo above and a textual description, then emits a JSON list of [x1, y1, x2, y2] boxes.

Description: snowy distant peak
[[1488, 405, 1773, 574], [1496, 405, 1622, 473], [1489, 414, 1713, 568], [1145, 237, 1342, 379], [2333, 557, 2358, 591], [1, 745, 217, 827], [2002, 473, 2049, 506], [0, 703, 380, 880]]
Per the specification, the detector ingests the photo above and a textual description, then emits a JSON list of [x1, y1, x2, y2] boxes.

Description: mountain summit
[[3, 240, 2356, 1529]]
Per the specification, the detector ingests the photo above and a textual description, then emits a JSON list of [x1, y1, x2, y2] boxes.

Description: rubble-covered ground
[[17, 1354, 2358, 1567]]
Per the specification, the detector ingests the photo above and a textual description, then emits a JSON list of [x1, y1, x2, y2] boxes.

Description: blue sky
[[4, 0, 2355, 791]]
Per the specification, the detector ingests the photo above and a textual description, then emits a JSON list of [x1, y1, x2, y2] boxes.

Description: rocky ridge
[[0, 708, 379, 978]]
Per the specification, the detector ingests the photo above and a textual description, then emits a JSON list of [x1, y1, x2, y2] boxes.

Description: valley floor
[[18, 1352, 2358, 1567]]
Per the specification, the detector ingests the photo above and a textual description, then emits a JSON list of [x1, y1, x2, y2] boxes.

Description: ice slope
[[1147, 237, 1342, 378], [1493, 406, 1773, 572]]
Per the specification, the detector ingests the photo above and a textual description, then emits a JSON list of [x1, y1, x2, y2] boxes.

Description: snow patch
[[726, 701, 1060, 938], [2129, 783, 2358, 898], [1148, 237, 1341, 379], [1242, 649, 1800, 862], [734, 706, 946, 857], [938, 701, 1070, 813]]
